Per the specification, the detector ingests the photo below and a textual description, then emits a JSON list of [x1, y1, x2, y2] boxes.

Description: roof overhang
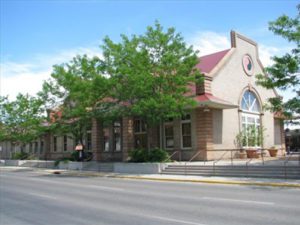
[[194, 94, 238, 109]]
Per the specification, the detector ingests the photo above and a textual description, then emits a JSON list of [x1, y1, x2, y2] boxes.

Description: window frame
[[86, 131, 92, 151], [40, 140, 44, 153], [240, 90, 262, 148], [113, 121, 122, 152], [103, 127, 110, 152], [163, 121, 174, 150], [134, 119, 146, 134], [181, 114, 192, 149], [53, 136, 57, 152], [63, 135, 68, 152]]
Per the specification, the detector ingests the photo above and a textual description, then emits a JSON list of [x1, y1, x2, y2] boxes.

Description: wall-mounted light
[[203, 107, 210, 112]]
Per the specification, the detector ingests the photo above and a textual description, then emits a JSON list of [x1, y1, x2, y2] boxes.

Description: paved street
[[0, 168, 299, 225]]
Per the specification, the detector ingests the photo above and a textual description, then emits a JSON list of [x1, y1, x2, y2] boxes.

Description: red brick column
[[196, 108, 214, 160], [122, 117, 134, 161], [92, 118, 103, 161]]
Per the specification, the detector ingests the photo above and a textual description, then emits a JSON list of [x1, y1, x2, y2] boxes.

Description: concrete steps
[[161, 165, 300, 179]]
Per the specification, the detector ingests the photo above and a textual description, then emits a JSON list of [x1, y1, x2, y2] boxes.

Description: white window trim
[[103, 128, 110, 152], [163, 121, 174, 150], [181, 115, 192, 150], [241, 112, 261, 148]]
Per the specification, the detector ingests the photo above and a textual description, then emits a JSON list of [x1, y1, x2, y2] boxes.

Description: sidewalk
[[1, 166, 299, 188]]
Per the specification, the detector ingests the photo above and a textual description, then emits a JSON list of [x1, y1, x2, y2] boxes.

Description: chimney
[[196, 75, 212, 95]]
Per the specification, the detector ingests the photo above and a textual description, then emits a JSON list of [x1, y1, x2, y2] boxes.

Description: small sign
[[75, 144, 83, 151]]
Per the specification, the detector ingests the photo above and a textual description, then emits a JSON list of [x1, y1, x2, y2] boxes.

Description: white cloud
[[0, 46, 102, 100], [259, 45, 294, 67], [188, 31, 231, 56], [187, 31, 293, 67], [1, 32, 294, 101]]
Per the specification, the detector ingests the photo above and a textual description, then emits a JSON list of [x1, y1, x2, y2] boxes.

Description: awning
[[194, 93, 238, 109]]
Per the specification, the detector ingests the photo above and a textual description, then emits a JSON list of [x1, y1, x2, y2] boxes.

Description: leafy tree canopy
[[39, 55, 111, 145], [0, 94, 46, 149], [256, 4, 299, 120], [101, 21, 201, 126]]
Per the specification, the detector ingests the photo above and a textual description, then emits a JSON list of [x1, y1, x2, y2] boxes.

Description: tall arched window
[[240, 90, 262, 147]]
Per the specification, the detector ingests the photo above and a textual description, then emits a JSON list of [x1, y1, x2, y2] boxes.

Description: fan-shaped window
[[240, 91, 262, 148], [241, 90, 260, 113]]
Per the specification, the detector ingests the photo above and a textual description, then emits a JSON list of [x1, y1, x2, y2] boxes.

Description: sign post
[[75, 144, 84, 161]]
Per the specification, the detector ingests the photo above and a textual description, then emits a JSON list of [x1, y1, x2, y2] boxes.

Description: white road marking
[[151, 215, 207, 225], [86, 184, 125, 192], [27, 192, 57, 200], [202, 197, 275, 205]]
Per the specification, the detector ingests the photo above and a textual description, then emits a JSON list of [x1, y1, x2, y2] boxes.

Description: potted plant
[[236, 126, 265, 159], [235, 132, 247, 159], [268, 146, 278, 157]]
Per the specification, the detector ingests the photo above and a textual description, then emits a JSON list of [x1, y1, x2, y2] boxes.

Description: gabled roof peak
[[195, 49, 231, 74]]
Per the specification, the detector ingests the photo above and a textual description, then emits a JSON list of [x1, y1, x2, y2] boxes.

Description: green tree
[[0, 94, 46, 153], [101, 22, 201, 144], [256, 5, 299, 120], [39, 55, 110, 153]]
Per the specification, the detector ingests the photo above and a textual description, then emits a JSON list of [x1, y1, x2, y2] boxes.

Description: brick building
[[0, 31, 285, 161]]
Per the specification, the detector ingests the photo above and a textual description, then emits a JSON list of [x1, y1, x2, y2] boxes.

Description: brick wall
[[196, 108, 214, 160], [91, 118, 103, 161], [196, 77, 212, 95], [122, 117, 134, 161]]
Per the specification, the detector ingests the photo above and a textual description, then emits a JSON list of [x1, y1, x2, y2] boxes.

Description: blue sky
[[0, 0, 298, 100]]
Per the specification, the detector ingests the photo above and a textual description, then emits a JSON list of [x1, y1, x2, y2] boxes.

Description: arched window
[[241, 90, 260, 113], [240, 90, 262, 147]]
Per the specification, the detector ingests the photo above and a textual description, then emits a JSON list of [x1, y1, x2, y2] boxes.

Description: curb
[[2, 166, 299, 188], [113, 175, 300, 188]]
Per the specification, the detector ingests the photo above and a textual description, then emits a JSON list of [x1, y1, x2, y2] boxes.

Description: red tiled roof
[[196, 49, 231, 74]]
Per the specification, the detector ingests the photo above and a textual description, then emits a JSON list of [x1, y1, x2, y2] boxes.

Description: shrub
[[26, 154, 38, 160], [148, 148, 169, 162], [129, 148, 170, 162], [129, 148, 148, 162], [54, 158, 70, 167], [54, 160, 60, 167], [70, 151, 80, 161], [11, 152, 29, 160]]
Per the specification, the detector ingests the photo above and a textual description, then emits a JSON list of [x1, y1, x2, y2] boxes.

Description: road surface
[[0, 168, 299, 225]]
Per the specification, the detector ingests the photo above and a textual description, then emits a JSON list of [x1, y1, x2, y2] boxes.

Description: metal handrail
[[164, 151, 181, 163], [284, 151, 300, 166], [188, 151, 202, 163], [282, 150, 300, 179], [245, 156, 254, 177], [212, 151, 230, 176], [213, 150, 231, 166], [184, 151, 202, 175], [260, 149, 265, 165]]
